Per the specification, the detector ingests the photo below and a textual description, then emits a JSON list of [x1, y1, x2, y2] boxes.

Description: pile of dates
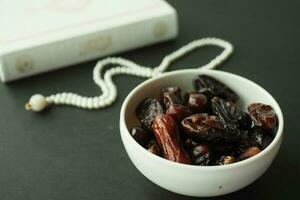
[[130, 75, 278, 166]]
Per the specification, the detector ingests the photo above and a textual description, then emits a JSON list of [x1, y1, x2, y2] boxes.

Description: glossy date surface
[[151, 114, 191, 164], [132, 75, 278, 166]]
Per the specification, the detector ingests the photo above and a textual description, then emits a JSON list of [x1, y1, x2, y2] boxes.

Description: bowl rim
[[120, 69, 284, 170]]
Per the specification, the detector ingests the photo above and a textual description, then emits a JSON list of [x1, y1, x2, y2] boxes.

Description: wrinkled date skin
[[187, 93, 209, 113], [193, 75, 239, 103], [211, 97, 239, 129], [249, 126, 274, 150], [181, 114, 245, 143], [133, 75, 279, 166], [211, 97, 252, 130], [248, 103, 277, 130], [162, 87, 191, 121], [162, 86, 184, 108], [192, 145, 211, 166], [151, 114, 191, 164], [226, 101, 252, 130], [166, 104, 191, 121], [136, 98, 163, 129]]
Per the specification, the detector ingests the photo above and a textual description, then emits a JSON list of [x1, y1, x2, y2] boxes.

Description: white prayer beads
[[25, 38, 233, 112]]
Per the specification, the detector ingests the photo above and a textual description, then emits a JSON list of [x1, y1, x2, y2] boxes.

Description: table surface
[[1, 0, 299, 199]]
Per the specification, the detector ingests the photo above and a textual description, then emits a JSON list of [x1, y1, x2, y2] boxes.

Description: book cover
[[0, 0, 178, 82]]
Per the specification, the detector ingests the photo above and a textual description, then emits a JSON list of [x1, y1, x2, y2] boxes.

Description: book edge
[[0, 59, 6, 82]]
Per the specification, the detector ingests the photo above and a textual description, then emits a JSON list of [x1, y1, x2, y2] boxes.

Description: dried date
[[181, 114, 245, 143], [166, 104, 191, 121], [248, 103, 277, 131], [152, 114, 191, 164], [192, 145, 211, 166], [130, 127, 151, 147], [187, 93, 209, 113], [136, 98, 163, 129], [239, 146, 261, 160], [249, 127, 274, 150], [211, 97, 238, 129], [161, 86, 191, 121], [133, 74, 278, 166], [212, 97, 252, 130], [162, 86, 184, 108], [193, 75, 239, 103]]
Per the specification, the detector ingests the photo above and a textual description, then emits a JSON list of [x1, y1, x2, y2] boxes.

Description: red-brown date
[[162, 86, 184, 108], [248, 103, 277, 131], [151, 114, 191, 164], [166, 104, 191, 121], [187, 93, 208, 113], [239, 146, 261, 160], [133, 74, 279, 166]]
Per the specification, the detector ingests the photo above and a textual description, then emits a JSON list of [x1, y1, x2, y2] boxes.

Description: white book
[[0, 0, 178, 82]]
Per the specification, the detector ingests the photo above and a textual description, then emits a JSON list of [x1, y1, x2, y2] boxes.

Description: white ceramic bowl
[[119, 69, 284, 197]]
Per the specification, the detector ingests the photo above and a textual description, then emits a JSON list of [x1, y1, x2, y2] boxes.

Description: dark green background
[[0, 0, 299, 199]]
